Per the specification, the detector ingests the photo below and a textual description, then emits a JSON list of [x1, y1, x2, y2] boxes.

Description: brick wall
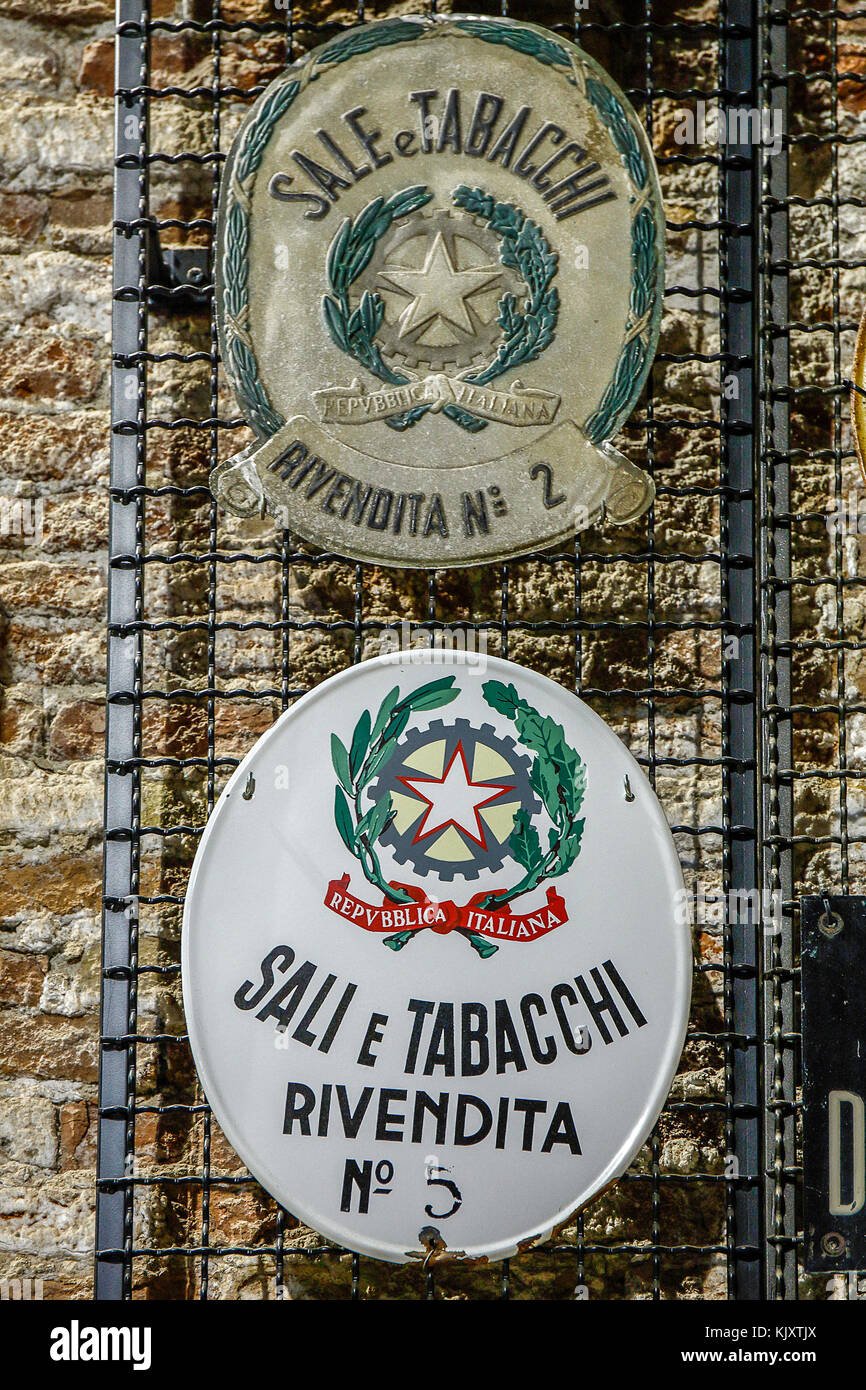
[[0, 0, 120, 1299]]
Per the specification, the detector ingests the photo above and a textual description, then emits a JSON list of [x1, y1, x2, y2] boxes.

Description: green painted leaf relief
[[480, 678, 587, 908]]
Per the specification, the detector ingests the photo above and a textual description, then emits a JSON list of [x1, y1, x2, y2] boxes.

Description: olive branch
[[323, 186, 430, 390], [331, 675, 460, 904], [477, 680, 586, 910], [330, 674, 496, 959]]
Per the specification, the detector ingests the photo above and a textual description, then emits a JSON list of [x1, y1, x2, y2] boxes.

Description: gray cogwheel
[[370, 716, 540, 883], [352, 206, 522, 377]]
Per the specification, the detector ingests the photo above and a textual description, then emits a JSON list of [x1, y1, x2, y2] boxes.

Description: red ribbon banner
[[324, 873, 568, 944]]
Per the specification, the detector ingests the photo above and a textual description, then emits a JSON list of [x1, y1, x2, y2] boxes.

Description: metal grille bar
[[758, 0, 796, 1302], [96, 0, 149, 1301], [722, 0, 764, 1302]]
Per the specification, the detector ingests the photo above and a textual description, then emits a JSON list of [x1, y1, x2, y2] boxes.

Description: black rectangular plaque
[[802, 895, 866, 1271]]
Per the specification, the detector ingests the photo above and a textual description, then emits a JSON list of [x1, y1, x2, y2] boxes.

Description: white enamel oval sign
[[182, 652, 691, 1264]]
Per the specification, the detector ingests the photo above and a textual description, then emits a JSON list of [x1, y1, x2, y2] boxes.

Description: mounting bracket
[[147, 237, 211, 311]]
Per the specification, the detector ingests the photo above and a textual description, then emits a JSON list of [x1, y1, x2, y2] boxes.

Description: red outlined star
[[397, 740, 514, 850]]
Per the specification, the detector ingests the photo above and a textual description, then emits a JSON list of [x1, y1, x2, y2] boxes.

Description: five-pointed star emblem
[[398, 741, 513, 849], [379, 231, 502, 341]]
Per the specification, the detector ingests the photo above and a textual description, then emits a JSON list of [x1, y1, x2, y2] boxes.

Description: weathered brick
[[0, 0, 113, 18], [0, 409, 109, 484], [0, 1092, 57, 1167], [47, 700, 105, 759], [80, 33, 205, 97], [0, 332, 102, 404], [0, 698, 42, 755], [76, 38, 112, 98], [0, 192, 47, 242], [48, 193, 112, 255], [0, 1014, 97, 1082], [0, 0, 121, 1303], [41, 491, 106, 554], [0, 561, 105, 618], [0, 20, 60, 93], [59, 1097, 96, 1170], [0, 101, 110, 192], [39, 926, 100, 1016], [0, 948, 47, 1007], [0, 852, 101, 919], [1, 627, 106, 686], [838, 43, 866, 112], [0, 766, 102, 838]]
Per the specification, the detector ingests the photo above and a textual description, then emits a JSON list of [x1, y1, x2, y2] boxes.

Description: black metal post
[[95, 0, 148, 1300], [757, 0, 795, 1301], [721, 0, 765, 1300]]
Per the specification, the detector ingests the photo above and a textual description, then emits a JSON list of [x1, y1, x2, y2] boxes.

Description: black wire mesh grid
[[95, 0, 862, 1299]]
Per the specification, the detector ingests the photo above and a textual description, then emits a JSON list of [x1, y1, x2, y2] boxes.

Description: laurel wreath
[[220, 16, 660, 451], [321, 185, 559, 433], [330, 675, 586, 959], [321, 187, 479, 433]]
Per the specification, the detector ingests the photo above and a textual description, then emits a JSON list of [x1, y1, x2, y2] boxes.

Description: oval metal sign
[[212, 14, 665, 567], [182, 653, 691, 1264]]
